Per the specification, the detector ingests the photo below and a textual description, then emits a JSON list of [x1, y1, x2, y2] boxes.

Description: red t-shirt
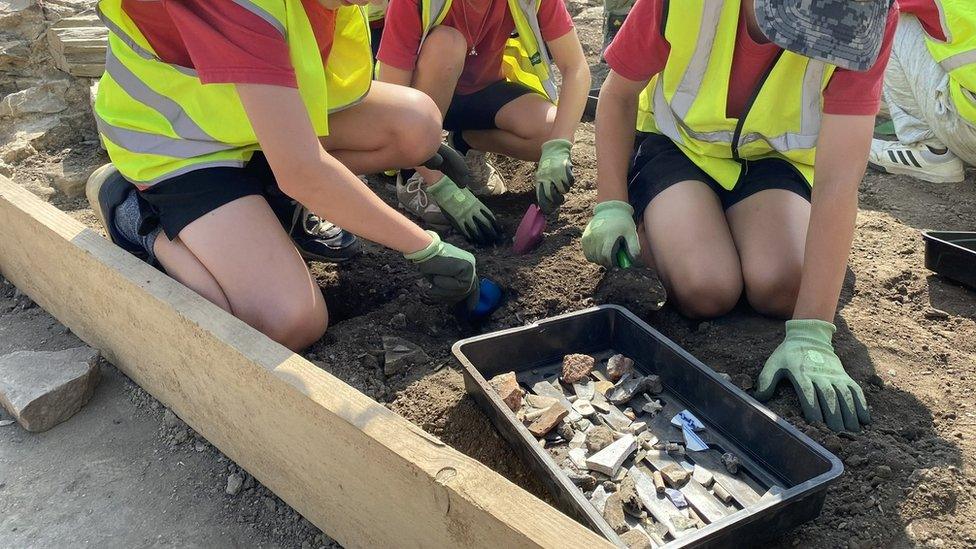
[[604, 0, 899, 116], [900, 0, 947, 41], [120, 0, 337, 88], [377, 0, 574, 95]]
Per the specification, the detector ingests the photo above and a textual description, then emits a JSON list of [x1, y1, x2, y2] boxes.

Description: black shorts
[[136, 152, 293, 240], [443, 80, 536, 131], [627, 132, 812, 221]]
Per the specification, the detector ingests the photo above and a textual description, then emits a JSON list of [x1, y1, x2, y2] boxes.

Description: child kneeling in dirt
[[583, 0, 898, 432], [373, 0, 591, 244], [87, 0, 479, 351]]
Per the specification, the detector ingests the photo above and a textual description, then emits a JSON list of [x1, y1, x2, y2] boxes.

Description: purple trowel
[[512, 204, 546, 255]]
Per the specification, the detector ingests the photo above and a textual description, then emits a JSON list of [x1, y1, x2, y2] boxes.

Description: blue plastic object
[[469, 278, 503, 318]]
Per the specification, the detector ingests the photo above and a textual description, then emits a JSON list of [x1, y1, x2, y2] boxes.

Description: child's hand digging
[[404, 231, 480, 308]]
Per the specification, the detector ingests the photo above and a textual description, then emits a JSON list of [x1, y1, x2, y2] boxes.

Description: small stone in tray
[[617, 475, 640, 508], [595, 380, 615, 396], [603, 493, 629, 534], [619, 528, 653, 549], [609, 374, 663, 404], [586, 434, 637, 476], [590, 485, 611, 513], [659, 463, 690, 486], [565, 469, 598, 491], [721, 452, 740, 475], [562, 354, 595, 383], [527, 404, 569, 437], [664, 488, 688, 508], [641, 398, 663, 416], [568, 447, 588, 469], [557, 421, 575, 441], [692, 464, 714, 488], [572, 399, 596, 417], [585, 425, 615, 453], [488, 372, 524, 412], [573, 380, 595, 400], [525, 394, 559, 409], [607, 354, 635, 382], [672, 515, 699, 532]]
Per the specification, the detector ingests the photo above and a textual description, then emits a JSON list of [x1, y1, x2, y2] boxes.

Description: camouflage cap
[[754, 0, 891, 71]]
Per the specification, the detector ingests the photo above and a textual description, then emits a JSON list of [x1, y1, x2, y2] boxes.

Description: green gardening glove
[[404, 230, 479, 308], [581, 200, 641, 267], [427, 176, 502, 246], [754, 319, 871, 433], [535, 139, 574, 214]]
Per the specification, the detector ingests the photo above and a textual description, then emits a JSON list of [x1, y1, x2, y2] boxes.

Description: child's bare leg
[[726, 189, 810, 318], [463, 93, 557, 161], [157, 195, 327, 351], [642, 180, 742, 318], [320, 81, 442, 175]]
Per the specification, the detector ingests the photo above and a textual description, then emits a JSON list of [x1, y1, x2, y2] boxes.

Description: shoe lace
[[464, 150, 495, 187], [405, 175, 429, 209], [301, 207, 334, 237]]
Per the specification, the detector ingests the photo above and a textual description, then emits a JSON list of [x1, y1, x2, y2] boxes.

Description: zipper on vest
[[730, 50, 784, 179]]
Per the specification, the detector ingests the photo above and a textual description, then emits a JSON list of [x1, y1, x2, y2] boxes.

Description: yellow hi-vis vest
[[923, 0, 976, 126], [419, 0, 558, 102], [636, 0, 836, 190], [94, 0, 372, 187]]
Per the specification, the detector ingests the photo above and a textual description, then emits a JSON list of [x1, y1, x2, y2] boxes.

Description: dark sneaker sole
[[85, 164, 144, 255]]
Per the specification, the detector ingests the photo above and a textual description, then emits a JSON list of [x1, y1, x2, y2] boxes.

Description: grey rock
[[0, 346, 100, 432], [226, 473, 243, 496], [0, 81, 69, 118], [609, 374, 662, 404], [586, 434, 637, 476], [162, 409, 185, 429], [585, 425, 615, 453], [381, 336, 429, 376]]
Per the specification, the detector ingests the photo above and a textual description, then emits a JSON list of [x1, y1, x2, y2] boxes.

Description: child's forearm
[[284, 153, 433, 255], [793, 113, 874, 322], [549, 61, 590, 143], [595, 73, 640, 203]]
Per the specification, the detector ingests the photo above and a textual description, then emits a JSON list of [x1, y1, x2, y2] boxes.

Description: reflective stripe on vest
[[636, 0, 834, 190], [418, 0, 557, 102], [924, 0, 976, 126], [94, 0, 371, 186]]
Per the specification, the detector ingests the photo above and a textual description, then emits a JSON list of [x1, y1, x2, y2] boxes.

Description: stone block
[[527, 404, 568, 437], [585, 434, 636, 476], [488, 371, 524, 412], [0, 346, 100, 432]]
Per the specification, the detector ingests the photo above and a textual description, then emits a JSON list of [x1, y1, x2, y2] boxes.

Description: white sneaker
[[447, 133, 507, 196], [868, 139, 965, 183], [395, 171, 450, 230]]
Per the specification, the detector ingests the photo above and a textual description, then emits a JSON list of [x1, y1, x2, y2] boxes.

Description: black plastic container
[[452, 305, 843, 548], [923, 231, 976, 290]]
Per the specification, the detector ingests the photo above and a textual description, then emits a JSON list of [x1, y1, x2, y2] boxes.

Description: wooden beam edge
[[0, 177, 611, 549]]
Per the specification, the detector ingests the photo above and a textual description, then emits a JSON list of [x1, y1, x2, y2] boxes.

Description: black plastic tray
[[453, 305, 843, 548], [923, 231, 976, 290]]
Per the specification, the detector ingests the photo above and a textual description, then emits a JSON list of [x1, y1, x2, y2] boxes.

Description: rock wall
[[0, 0, 103, 198]]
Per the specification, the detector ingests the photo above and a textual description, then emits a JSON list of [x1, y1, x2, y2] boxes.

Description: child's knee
[[394, 89, 442, 164], [743, 262, 801, 319], [670, 269, 742, 319], [259, 302, 328, 352], [418, 26, 467, 70]]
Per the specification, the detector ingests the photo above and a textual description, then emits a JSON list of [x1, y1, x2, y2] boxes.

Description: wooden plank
[[0, 177, 612, 549]]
